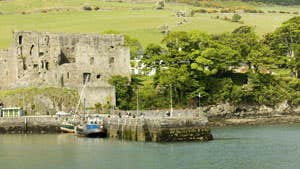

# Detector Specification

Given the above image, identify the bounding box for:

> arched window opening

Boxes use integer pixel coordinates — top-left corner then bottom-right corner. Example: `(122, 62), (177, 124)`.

(18, 36), (23, 45)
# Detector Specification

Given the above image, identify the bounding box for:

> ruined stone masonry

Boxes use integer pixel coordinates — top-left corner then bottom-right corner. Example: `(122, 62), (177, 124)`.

(0, 31), (131, 108)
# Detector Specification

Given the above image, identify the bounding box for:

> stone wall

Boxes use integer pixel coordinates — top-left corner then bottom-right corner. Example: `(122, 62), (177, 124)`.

(0, 115), (213, 142)
(0, 49), (16, 89)
(0, 31), (131, 108)
(105, 116), (213, 142)
(0, 116), (60, 134)
(115, 102), (300, 126)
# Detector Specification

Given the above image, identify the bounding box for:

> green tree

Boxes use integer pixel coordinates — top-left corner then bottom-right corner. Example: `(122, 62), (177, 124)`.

(108, 75), (133, 110)
(191, 45), (241, 75)
(142, 43), (165, 73)
(263, 17), (300, 77)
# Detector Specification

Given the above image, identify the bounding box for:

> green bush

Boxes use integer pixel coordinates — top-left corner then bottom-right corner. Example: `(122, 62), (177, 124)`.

(232, 14), (242, 22)
(82, 5), (93, 11)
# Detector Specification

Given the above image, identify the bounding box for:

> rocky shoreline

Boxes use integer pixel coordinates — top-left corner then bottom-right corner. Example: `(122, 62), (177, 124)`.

(208, 115), (300, 126)
(204, 101), (300, 126)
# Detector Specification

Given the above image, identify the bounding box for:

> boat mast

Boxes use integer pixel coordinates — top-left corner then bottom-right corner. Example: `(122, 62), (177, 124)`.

(83, 98), (86, 121)
(75, 74), (90, 115)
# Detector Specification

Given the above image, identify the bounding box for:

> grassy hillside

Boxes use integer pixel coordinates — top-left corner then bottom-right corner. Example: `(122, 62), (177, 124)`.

(0, 0), (299, 48)
(0, 87), (79, 115)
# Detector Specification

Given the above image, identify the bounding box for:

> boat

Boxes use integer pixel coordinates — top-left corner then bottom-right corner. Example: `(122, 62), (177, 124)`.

(75, 116), (106, 137)
(60, 121), (75, 133)
(74, 74), (106, 137)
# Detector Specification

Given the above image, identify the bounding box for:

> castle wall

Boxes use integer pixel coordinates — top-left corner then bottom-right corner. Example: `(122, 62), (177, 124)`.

(84, 86), (116, 108)
(1, 31), (131, 108)
(0, 48), (17, 89)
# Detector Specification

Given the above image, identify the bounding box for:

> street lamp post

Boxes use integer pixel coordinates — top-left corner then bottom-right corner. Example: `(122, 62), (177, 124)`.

(198, 93), (201, 114)
(136, 87), (139, 115)
(170, 84), (173, 117)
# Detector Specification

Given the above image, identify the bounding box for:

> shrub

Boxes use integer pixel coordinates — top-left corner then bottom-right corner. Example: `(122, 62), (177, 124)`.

(189, 10), (195, 17)
(41, 9), (48, 13)
(244, 8), (258, 13)
(194, 9), (208, 13)
(82, 5), (93, 11)
(243, 9), (264, 13)
(207, 9), (218, 13)
(232, 14), (242, 22)
(223, 16), (230, 21)
(156, 0), (165, 10)
(159, 24), (169, 34)
(220, 8), (236, 13)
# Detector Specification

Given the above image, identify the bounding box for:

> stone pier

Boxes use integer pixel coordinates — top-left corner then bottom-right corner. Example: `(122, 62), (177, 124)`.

(0, 111), (213, 142)
(105, 116), (213, 142)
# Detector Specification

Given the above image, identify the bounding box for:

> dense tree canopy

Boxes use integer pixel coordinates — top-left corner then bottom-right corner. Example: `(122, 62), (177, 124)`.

(263, 16), (300, 77)
(110, 17), (300, 110)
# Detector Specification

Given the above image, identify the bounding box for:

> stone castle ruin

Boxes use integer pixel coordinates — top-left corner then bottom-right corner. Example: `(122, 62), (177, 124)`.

(0, 31), (131, 108)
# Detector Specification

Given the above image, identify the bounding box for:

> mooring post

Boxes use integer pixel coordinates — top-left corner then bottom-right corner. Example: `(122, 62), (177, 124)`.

(24, 117), (27, 132)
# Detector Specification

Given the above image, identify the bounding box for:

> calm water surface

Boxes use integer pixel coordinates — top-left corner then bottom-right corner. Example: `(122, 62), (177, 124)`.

(1, 124), (300, 169)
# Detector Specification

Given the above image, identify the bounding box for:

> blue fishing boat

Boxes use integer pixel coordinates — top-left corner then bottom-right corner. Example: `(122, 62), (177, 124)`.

(75, 116), (106, 137)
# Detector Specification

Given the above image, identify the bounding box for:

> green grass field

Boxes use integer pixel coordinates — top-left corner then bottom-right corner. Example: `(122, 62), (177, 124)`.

(0, 0), (299, 48)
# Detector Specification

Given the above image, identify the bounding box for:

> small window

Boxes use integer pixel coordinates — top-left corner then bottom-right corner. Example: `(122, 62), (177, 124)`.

(90, 57), (94, 65)
(83, 73), (91, 84)
(110, 46), (114, 49)
(67, 72), (70, 79)
(39, 52), (44, 57)
(18, 36), (23, 45)
(33, 64), (38, 68)
(109, 57), (114, 64)
(44, 35), (49, 45)
(96, 74), (101, 79)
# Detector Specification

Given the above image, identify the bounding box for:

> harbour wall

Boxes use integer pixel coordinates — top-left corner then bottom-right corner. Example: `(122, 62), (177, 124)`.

(0, 116), (60, 134)
(0, 114), (213, 142)
(104, 117), (212, 142)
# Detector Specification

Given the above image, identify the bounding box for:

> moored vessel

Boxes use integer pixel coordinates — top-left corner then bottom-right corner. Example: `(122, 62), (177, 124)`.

(75, 116), (106, 137)
(60, 121), (75, 133)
